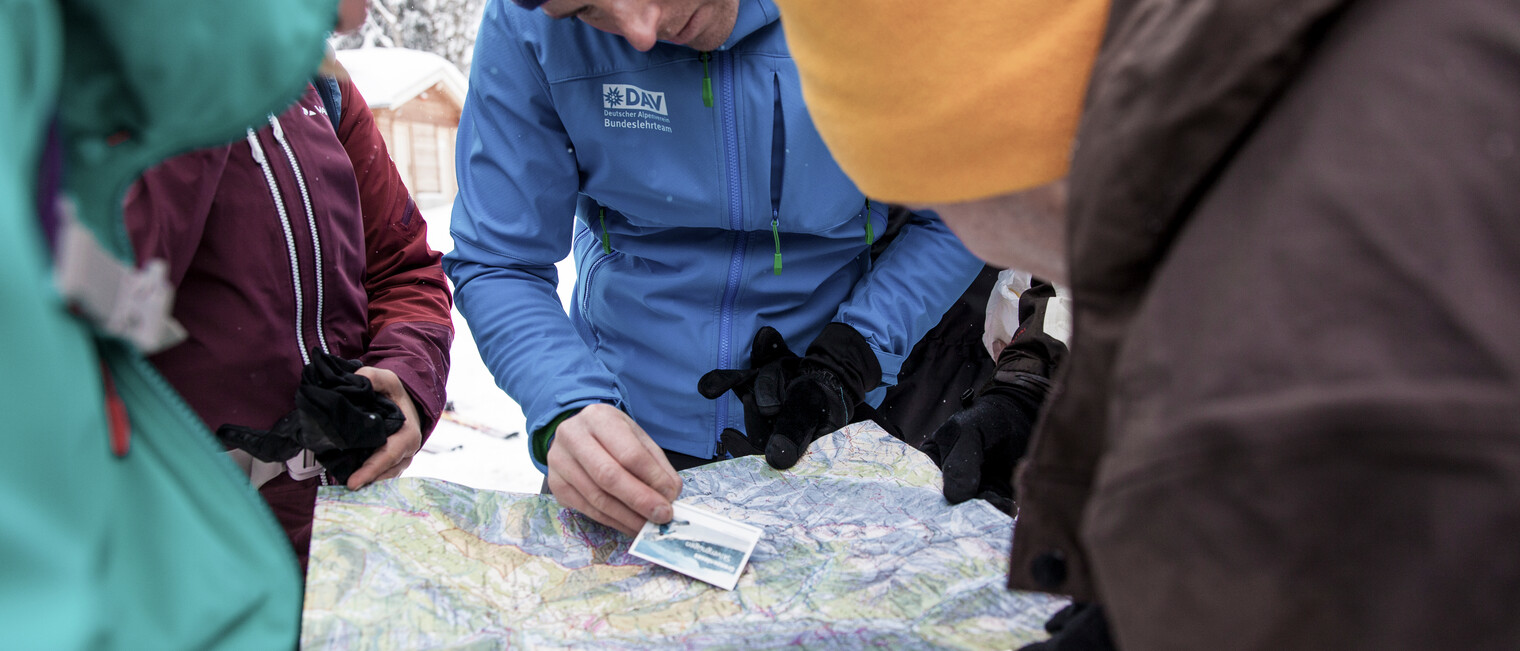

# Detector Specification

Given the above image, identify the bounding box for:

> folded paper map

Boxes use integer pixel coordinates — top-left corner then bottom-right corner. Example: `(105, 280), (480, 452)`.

(301, 422), (1065, 649)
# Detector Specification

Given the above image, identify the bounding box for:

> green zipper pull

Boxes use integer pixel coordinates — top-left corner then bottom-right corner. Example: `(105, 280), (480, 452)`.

(863, 198), (875, 245)
(771, 212), (783, 275)
(698, 52), (714, 108)
(599, 207), (611, 254)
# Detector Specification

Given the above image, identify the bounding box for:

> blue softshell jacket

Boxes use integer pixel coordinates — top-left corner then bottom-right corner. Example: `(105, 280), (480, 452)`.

(445, 0), (984, 466)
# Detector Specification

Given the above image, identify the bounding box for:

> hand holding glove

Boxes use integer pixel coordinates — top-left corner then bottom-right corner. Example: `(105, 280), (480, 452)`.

(699, 323), (881, 469)
(215, 352), (405, 485)
(921, 371), (1049, 514)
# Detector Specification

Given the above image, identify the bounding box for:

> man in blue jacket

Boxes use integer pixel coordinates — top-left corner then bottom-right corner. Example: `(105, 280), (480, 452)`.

(446, 0), (984, 534)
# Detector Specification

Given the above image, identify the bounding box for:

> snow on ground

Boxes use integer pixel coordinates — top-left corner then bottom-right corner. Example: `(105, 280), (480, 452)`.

(400, 199), (575, 494)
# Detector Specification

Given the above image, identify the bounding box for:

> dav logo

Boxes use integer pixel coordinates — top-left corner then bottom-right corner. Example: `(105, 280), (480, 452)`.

(603, 84), (668, 116)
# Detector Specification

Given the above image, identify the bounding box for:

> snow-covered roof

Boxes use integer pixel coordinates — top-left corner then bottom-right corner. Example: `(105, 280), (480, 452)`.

(335, 47), (468, 110)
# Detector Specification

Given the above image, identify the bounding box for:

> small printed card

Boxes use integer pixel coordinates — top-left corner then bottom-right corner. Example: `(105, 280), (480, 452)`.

(629, 501), (763, 591)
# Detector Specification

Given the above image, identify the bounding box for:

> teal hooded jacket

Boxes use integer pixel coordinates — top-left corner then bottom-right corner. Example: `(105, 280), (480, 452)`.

(1, 0), (336, 647)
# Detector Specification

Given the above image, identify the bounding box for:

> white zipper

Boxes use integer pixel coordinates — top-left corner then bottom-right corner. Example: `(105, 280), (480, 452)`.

(269, 114), (331, 356)
(246, 127), (312, 366)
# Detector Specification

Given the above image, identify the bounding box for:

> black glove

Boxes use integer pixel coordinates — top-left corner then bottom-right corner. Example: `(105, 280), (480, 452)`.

(216, 352), (405, 484)
(1018, 603), (1117, 651)
(698, 323), (881, 469)
(921, 371), (1049, 515)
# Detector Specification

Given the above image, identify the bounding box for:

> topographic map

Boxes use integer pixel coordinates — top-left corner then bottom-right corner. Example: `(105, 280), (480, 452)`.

(301, 422), (1066, 649)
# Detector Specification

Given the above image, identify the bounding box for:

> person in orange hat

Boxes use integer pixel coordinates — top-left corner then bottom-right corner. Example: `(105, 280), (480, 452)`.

(770, 1), (1520, 650)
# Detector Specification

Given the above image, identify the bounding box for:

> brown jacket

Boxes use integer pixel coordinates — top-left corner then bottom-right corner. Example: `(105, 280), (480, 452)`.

(1011, 0), (1520, 648)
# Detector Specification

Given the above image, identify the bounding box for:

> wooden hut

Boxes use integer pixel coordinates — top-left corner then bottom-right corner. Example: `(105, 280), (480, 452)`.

(336, 48), (468, 203)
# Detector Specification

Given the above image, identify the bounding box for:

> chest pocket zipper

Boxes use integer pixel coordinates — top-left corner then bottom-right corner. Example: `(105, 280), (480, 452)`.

(769, 72), (784, 275)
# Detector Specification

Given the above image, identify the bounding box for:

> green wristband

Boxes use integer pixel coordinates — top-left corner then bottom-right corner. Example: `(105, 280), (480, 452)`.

(531, 409), (581, 467)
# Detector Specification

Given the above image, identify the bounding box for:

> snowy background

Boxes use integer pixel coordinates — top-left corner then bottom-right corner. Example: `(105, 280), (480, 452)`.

(399, 201), (568, 494)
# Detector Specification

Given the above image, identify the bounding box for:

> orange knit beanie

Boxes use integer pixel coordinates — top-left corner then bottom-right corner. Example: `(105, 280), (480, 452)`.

(774, 0), (1108, 204)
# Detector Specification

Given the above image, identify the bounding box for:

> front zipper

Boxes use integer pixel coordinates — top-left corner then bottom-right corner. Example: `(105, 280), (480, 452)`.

(119, 346), (298, 558)
(715, 50), (746, 456)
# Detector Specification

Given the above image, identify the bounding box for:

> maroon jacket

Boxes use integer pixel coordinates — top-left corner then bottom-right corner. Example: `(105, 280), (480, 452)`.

(125, 77), (453, 443)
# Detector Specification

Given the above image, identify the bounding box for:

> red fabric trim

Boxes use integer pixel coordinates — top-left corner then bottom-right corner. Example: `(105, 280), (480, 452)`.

(100, 360), (131, 457)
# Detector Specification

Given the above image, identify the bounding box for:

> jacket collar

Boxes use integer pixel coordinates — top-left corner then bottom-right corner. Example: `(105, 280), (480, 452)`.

(715, 0), (778, 50)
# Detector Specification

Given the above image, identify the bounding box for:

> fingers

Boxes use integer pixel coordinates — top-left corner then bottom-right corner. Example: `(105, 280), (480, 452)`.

(720, 428), (763, 457)
(377, 456), (413, 481)
(627, 422), (682, 502)
(764, 434), (802, 469)
(346, 422), (422, 489)
(354, 365), (403, 398)
(764, 416), (834, 469)
(355, 366), (423, 432)
(546, 405), (679, 534)
(547, 452), (652, 536)
(763, 378), (839, 469)
(350, 366), (424, 490)
(922, 416), (964, 467)
(938, 422), (984, 505)
(979, 491), (1016, 516)
(920, 438), (944, 466)
(346, 444), (398, 489)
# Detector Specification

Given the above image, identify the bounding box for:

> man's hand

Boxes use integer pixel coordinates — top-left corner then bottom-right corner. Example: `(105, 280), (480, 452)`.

(698, 326), (801, 460)
(546, 404), (682, 536)
(346, 366), (423, 490)
(921, 392), (1031, 514)
(921, 373), (1049, 515)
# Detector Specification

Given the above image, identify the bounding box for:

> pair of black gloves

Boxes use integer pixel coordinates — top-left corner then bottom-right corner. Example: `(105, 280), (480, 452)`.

(706, 281), (1064, 513)
(216, 353), (404, 485)
(698, 323), (881, 469)
(698, 320), (1053, 513)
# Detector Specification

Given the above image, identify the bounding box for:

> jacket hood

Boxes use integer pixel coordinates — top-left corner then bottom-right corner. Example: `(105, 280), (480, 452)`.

(60, 0), (337, 258)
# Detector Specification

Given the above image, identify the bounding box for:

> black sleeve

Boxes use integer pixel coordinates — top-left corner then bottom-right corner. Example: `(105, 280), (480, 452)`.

(986, 279), (1068, 389)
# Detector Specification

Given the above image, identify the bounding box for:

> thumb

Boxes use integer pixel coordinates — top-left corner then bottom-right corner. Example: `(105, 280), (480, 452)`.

(346, 442), (402, 490)
(719, 427), (763, 457)
(698, 368), (752, 400)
